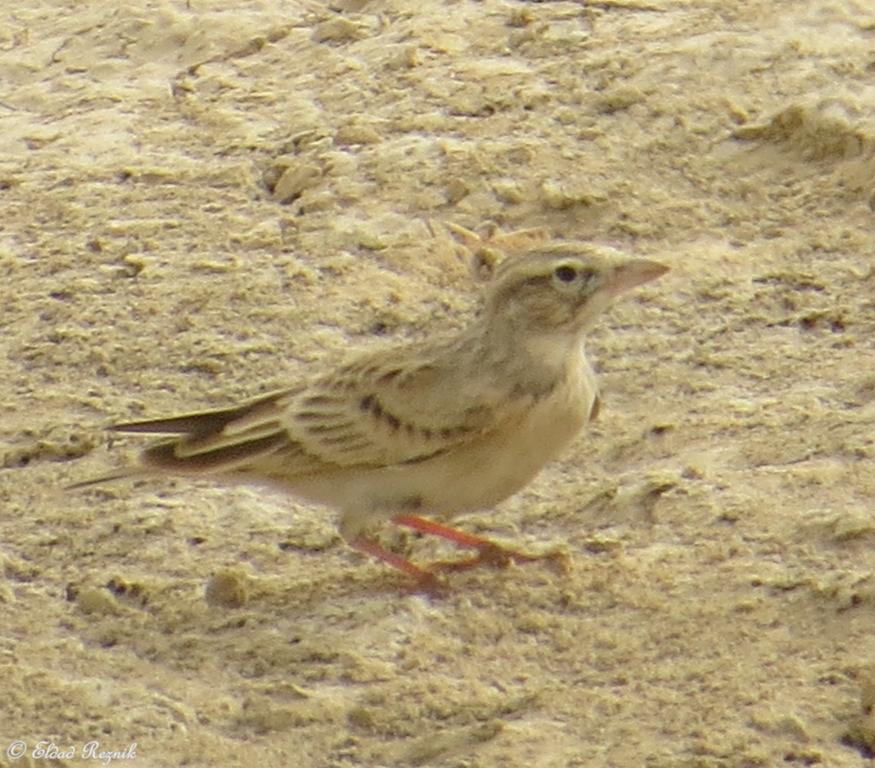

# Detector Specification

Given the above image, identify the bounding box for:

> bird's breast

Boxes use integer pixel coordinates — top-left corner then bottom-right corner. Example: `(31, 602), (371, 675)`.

(417, 354), (598, 515)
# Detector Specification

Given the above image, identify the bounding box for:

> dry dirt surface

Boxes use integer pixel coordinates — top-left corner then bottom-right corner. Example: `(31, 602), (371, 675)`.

(2, 1), (875, 766)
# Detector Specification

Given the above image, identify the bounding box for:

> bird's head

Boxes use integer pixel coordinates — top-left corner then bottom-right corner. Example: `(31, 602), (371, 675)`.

(482, 243), (669, 335)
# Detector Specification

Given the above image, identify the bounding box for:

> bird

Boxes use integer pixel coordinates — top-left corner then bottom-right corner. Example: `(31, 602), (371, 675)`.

(72, 237), (668, 590)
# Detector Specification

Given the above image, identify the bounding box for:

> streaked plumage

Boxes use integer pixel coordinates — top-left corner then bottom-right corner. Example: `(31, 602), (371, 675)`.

(74, 240), (668, 586)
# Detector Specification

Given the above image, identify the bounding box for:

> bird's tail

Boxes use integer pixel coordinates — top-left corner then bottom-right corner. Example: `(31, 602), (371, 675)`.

(66, 468), (144, 491)
(67, 390), (293, 488)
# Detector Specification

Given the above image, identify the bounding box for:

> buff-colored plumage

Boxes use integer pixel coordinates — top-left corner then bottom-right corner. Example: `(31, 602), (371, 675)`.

(74, 235), (668, 585)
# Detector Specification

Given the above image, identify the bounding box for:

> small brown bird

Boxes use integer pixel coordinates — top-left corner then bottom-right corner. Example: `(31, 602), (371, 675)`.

(74, 239), (668, 589)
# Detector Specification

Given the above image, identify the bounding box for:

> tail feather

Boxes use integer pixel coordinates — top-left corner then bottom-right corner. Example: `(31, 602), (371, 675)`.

(66, 468), (142, 490)
(68, 390), (295, 488)
(141, 432), (289, 473)
(110, 390), (284, 437)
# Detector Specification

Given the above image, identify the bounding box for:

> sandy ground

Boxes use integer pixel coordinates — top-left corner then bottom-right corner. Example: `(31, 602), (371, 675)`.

(2, 0), (875, 766)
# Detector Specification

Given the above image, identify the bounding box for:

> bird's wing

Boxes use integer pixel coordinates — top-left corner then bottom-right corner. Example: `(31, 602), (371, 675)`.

(112, 348), (521, 476)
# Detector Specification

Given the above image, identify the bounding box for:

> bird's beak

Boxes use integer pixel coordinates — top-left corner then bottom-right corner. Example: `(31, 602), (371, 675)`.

(605, 259), (669, 294)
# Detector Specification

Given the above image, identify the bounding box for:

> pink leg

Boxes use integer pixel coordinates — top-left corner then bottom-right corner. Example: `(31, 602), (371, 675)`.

(392, 514), (566, 574)
(392, 514), (499, 550)
(348, 535), (442, 593)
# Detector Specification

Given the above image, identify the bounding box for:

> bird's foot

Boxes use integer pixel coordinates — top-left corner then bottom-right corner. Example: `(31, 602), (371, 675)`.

(349, 516), (569, 594)
(348, 534), (447, 595)
(426, 542), (570, 575)
(393, 514), (570, 576)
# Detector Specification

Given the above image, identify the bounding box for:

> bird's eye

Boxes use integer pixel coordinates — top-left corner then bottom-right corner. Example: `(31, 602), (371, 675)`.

(553, 265), (578, 283)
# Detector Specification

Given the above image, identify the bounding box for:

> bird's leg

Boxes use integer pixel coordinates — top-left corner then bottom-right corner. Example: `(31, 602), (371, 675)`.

(392, 514), (568, 574)
(347, 535), (442, 593)
(347, 515), (567, 590)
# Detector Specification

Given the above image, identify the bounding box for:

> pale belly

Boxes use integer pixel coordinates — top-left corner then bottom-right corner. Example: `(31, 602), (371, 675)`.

(419, 387), (592, 513)
(291, 365), (598, 540)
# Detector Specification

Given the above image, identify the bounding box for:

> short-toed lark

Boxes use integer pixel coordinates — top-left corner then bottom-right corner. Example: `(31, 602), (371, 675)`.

(74, 239), (668, 588)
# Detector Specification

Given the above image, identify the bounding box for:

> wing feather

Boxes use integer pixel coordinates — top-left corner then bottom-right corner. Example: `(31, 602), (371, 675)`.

(109, 344), (520, 478)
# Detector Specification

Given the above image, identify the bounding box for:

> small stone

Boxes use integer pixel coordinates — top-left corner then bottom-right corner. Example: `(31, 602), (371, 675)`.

(540, 180), (604, 210)
(335, 124), (382, 145)
(76, 587), (120, 616)
(205, 568), (249, 608)
(492, 179), (524, 204)
(273, 163), (323, 203)
(311, 17), (365, 44)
